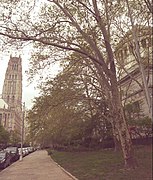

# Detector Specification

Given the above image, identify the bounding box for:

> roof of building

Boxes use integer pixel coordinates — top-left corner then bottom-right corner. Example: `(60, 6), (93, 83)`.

(0, 99), (9, 109)
(115, 25), (152, 52)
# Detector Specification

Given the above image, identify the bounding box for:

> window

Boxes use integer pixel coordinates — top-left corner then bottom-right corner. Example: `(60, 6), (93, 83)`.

(119, 50), (123, 59)
(10, 82), (13, 93)
(0, 114), (2, 124)
(12, 96), (15, 102)
(141, 39), (146, 48)
(4, 114), (7, 127)
(120, 90), (124, 98)
(129, 44), (133, 53)
(147, 37), (152, 47)
(13, 82), (16, 91)
(8, 113), (10, 120)
(124, 46), (128, 56)
(8, 81), (12, 92)
(133, 101), (140, 112)
(14, 64), (18, 71)
(7, 95), (9, 102)
(117, 52), (120, 60)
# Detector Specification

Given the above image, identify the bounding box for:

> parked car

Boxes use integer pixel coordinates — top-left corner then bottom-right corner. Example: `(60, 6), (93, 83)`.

(0, 151), (11, 169)
(23, 147), (29, 156)
(27, 147), (34, 153)
(18, 148), (26, 157)
(18, 148), (22, 157)
(5, 147), (20, 162)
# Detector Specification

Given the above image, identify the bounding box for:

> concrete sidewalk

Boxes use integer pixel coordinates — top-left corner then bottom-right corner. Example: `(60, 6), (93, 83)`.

(0, 150), (76, 180)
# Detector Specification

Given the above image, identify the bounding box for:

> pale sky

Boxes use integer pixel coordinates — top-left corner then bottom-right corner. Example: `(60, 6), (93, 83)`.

(0, 50), (60, 110)
(0, 1), (62, 109)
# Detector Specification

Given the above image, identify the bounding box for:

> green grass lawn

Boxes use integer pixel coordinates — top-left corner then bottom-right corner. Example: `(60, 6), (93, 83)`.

(48, 145), (152, 180)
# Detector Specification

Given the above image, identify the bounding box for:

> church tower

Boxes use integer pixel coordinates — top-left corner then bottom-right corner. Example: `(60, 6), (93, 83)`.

(1, 55), (22, 134)
(2, 55), (22, 110)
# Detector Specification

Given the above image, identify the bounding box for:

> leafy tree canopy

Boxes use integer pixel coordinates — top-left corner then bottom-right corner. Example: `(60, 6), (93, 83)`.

(0, 124), (10, 145)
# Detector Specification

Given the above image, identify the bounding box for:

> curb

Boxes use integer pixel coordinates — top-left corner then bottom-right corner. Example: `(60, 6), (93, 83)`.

(50, 158), (79, 180)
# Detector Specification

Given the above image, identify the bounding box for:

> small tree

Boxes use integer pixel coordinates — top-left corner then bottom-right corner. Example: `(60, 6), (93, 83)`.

(0, 124), (10, 148)
(9, 130), (20, 145)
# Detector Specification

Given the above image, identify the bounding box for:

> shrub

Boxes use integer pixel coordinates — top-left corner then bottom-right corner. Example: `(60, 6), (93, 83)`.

(47, 149), (53, 155)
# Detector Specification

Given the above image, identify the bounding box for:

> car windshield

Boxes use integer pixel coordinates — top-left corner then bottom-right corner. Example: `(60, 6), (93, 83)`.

(6, 147), (17, 153)
(0, 152), (5, 160)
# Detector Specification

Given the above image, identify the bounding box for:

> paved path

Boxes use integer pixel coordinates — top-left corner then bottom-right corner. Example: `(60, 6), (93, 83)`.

(0, 150), (75, 180)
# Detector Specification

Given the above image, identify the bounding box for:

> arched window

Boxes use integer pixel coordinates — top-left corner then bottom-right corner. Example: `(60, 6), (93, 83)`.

(12, 96), (15, 102)
(7, 95), (9, 102)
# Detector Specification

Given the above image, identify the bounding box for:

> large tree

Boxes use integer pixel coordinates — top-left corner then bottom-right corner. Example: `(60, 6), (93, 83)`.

(0, 0), (150, 168)
(27, 57), (112, 148)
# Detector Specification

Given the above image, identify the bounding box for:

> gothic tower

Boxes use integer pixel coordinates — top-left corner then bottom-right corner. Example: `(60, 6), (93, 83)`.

(2, 55), (22, 109)
(1, 55), (22, 134)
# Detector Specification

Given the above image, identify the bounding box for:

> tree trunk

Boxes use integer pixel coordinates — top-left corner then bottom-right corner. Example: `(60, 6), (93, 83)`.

(111, 75), (137, 168)
(111, 122), (121, 152)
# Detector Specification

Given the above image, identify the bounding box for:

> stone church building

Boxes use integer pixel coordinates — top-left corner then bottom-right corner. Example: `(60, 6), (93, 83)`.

(0, 55), (22, 137)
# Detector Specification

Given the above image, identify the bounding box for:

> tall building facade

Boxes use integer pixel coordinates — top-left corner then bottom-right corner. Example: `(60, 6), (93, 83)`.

(0, 55), (22, 136)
